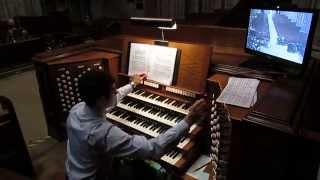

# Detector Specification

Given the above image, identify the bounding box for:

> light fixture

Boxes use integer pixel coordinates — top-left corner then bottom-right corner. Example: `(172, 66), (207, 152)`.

(130, 17), (178, 46)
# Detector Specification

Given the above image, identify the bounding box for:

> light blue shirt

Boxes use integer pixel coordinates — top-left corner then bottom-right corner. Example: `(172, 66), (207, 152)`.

(65, 84), (189, 180)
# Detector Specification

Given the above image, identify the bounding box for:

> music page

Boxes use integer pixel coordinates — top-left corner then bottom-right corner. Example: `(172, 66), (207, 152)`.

(148, 45), (177, 85)
(217, 77), (260, 108)
(128, 43), (178, 85)
(128, 43), (149, 75)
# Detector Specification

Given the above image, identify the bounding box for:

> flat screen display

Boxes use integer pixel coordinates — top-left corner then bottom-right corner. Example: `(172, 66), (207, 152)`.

(246, 9), (314, 64)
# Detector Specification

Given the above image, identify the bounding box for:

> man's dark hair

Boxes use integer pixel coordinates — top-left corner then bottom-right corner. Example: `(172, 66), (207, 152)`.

(78, 71), (115, 107)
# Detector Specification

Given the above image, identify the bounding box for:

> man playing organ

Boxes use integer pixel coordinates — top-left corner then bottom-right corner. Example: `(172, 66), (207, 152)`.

(65, 70), (207, 180)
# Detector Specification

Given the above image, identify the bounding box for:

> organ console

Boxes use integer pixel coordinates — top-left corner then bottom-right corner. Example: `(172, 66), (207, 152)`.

(103, 38), (212, 174)
(32, 31), (244, 178)
(106, 81), (205, 173)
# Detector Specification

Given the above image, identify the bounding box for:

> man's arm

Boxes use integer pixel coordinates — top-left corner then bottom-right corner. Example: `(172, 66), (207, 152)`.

(105, 119), (189, 159)
(116, 84), (133, 102)
(116, 74), (146, 102)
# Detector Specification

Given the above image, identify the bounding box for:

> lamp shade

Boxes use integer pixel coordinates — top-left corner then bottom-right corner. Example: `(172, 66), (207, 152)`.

(130, 17), (175, 28)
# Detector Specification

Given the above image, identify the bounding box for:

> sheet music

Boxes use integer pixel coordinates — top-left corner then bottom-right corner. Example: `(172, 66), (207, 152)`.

(128, 43), (178, 86)
(217, 77), (260, 108)
(128, 43), (149, 75)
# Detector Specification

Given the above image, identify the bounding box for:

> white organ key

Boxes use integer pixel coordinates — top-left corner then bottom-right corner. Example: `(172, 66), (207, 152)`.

(177, 137), (191, 149)
(163, 98), (170, 103)
(127, 91), (189, 115)
(161, 151), (183, 166)
(189, 124), (198, 133)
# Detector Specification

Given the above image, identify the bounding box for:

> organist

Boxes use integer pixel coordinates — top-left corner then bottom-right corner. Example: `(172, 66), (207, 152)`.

(65, 70), (207, 180)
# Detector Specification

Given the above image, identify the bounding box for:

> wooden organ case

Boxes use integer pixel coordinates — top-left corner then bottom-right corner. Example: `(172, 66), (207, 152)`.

(105, 39), (211, 174)
(33, 45), (121, 140)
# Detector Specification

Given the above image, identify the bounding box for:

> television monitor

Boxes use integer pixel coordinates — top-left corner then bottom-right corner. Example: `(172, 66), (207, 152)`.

(245, 8), (318, 66)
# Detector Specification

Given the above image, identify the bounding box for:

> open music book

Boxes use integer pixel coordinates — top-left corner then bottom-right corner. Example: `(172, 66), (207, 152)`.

(128, 43), (179, 86)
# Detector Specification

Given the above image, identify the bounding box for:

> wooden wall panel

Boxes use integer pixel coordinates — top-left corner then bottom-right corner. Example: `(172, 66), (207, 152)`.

(118, 21), (247, 51)
(97, 35), (211, 93)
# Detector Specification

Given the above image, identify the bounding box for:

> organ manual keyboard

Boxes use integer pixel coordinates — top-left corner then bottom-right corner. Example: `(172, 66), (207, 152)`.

(106, 80), (206, 173)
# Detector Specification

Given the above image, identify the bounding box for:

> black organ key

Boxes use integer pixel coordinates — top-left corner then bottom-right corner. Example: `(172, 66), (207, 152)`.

(149, 94), (157, 99)
(156, 96), (167, 102)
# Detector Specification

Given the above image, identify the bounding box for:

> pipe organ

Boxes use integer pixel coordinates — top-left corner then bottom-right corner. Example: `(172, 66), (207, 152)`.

(33, 38), (233, 177)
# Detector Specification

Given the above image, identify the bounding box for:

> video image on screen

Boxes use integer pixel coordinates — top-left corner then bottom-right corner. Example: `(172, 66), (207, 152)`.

(246, 9), (313, 64)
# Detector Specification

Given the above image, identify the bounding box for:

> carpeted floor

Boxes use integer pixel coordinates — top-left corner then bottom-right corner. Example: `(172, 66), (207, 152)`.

(28, 137), (66, 180)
